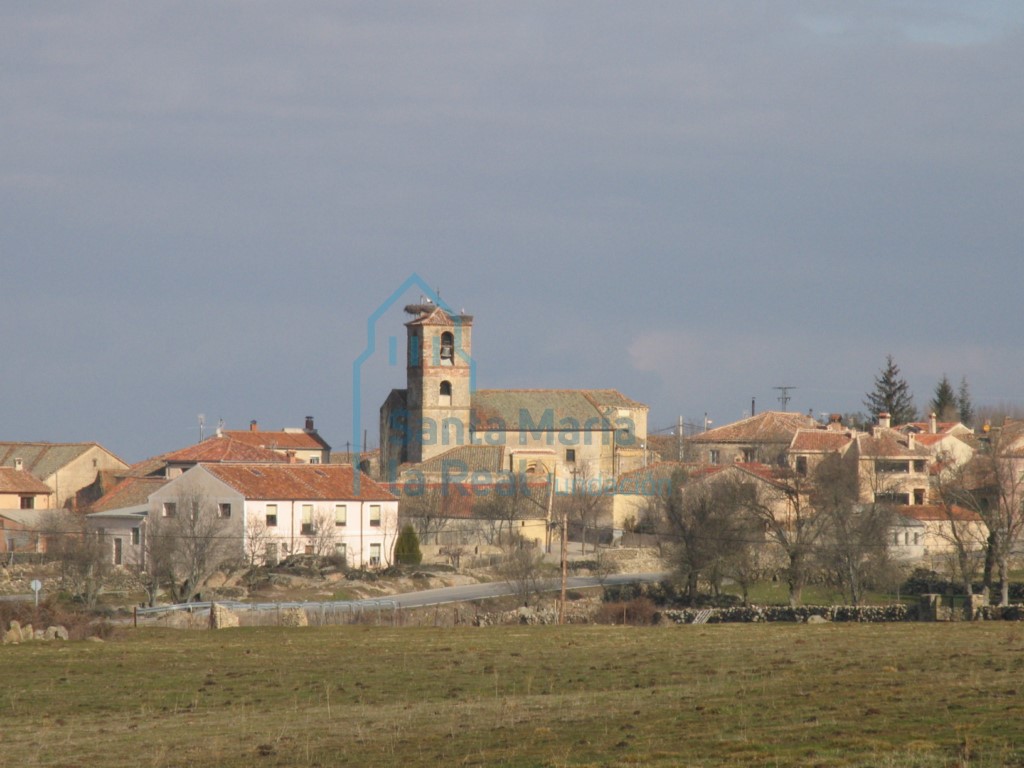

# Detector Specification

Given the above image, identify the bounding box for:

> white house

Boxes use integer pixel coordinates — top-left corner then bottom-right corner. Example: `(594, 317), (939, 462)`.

(150, 463), (399, 569)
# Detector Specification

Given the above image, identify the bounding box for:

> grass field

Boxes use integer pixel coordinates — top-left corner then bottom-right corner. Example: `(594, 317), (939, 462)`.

(3, 622), (1024, 767)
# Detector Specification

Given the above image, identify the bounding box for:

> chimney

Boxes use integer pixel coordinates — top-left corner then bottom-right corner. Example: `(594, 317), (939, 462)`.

(305, 416), (315, 432)
(908, 433), (915, 448)
(929, 412), (937, 434)
(878, 412), (891, 430)
(14, 457), (23, 471)
(250, 420), (259, 432)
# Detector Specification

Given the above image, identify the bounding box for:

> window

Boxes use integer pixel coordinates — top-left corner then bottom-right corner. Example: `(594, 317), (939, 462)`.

(310, 456), (320, 464)
(439, 380), (452, 406)
(913, 533), (920, 546)
(131, 527), (140, 546)
(565, 449), (576, 463)
(913, 460), (926, 473)
(162, 502), (177, 518)
(795, 455), (808, 476)
(335, 542), (347, 562)
(266, 504), (278, 527)
(742, 448), (756, 463)
(913, 488), (925, 505)
(335, 504), (347, 527)
(894, 532), (901, 546)
(301, 504), (314, 535)
(113, 537), (123, 566)
(20, 496), (33, 509)
(190, 500), (200, 520)
(439, 331), (454, 365)
(875, 491), (910, 505)
(369, 505), (381, 527)
(218, 503), (231, 519)
(369, 543), (381, 567)
(876, 460), (909, 474)
(709, 450), (720, 465)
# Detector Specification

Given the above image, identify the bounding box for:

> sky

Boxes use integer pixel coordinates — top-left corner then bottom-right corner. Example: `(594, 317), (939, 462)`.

(3, 2), (1023, 463)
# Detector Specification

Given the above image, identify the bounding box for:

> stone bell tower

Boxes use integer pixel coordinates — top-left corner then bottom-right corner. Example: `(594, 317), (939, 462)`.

(403, 302), (473, 464)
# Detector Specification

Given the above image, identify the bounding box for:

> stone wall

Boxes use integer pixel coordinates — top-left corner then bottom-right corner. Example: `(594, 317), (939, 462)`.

(659, 604), (913, 623)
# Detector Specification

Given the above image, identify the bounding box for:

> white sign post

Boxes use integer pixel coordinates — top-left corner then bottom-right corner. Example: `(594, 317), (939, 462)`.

(30, 579), (42, 607)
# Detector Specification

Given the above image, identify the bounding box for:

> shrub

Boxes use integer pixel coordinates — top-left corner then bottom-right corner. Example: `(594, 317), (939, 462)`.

(394, 524), (423, 566)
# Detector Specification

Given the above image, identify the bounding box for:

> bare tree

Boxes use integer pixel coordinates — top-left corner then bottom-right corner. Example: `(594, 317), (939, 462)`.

(244, 515), (271, 568)
(400, 484), (452, 546)
(145, 487), (232, 603)
(812, 454), (894, 606)
(309, 508), (338, 558)
(498, 534), (545, 606)
(43, 511), (110, 608)
(741, 470), (828, 607)
(476, 472), (536, 548)
(652, 469), (753, 603)
(931, 460), (990, 596)
(958, 425), (1024, 605)
(557, 462), (610, 556)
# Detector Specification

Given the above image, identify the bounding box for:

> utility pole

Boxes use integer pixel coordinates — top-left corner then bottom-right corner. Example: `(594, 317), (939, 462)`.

(560, 467), (575, 625)
(773, 386), (796, 412)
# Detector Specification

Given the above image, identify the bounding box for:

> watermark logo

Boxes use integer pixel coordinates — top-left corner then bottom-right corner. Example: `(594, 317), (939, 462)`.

(354, 275), (644, 499)
(352, 274), (475, 493)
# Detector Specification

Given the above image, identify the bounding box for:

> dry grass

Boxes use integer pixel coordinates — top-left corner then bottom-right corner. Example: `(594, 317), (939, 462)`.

(3, 622), (1024, 766)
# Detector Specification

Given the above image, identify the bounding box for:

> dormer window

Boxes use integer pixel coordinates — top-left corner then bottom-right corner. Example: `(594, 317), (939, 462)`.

(440, 332), (454, 365)
(439, 380), (452, 406)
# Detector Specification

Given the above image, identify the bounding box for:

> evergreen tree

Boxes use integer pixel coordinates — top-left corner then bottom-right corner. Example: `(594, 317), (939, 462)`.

(864, 354), (917, 426)
(930, 374), (958, 421)
(958, 376), (975, 427)
(394, 524), (423, 565)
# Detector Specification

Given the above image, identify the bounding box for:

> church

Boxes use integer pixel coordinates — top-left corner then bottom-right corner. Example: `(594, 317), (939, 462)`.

(379, 302), (649, 487)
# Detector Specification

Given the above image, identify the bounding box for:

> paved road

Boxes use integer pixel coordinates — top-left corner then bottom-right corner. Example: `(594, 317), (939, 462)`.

(355, 571), (668, 610)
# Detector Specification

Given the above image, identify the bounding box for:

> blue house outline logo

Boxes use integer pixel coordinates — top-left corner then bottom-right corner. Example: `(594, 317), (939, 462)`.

(352, 273), (476, 493)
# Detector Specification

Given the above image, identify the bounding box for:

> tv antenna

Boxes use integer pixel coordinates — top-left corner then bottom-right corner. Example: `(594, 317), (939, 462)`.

(773, 386), (796, 411)
(198, 413), (206, 442)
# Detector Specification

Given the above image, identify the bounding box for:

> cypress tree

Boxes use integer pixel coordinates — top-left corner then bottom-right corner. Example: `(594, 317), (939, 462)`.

(394, 524), (423, 566)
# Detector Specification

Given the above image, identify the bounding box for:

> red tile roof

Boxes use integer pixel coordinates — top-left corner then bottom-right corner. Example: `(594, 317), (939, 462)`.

(222, 430), (330, 452)
(912, 433), (950, 448)
(0, 442), (127, 478)
(690, 411), (818, 444)
(89, 476), (169, 512)
(790, 430), (855, 453)
(201, 464), (396, 502)
(0, 468), (52, 495)
(894, 504), (982, 523)
(855, 432), (932, 459)
(393, 481), (551, 519)
(470, 389), (646, 431)
(614, 462), (693, 494)
(162, 437), (289, 464)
